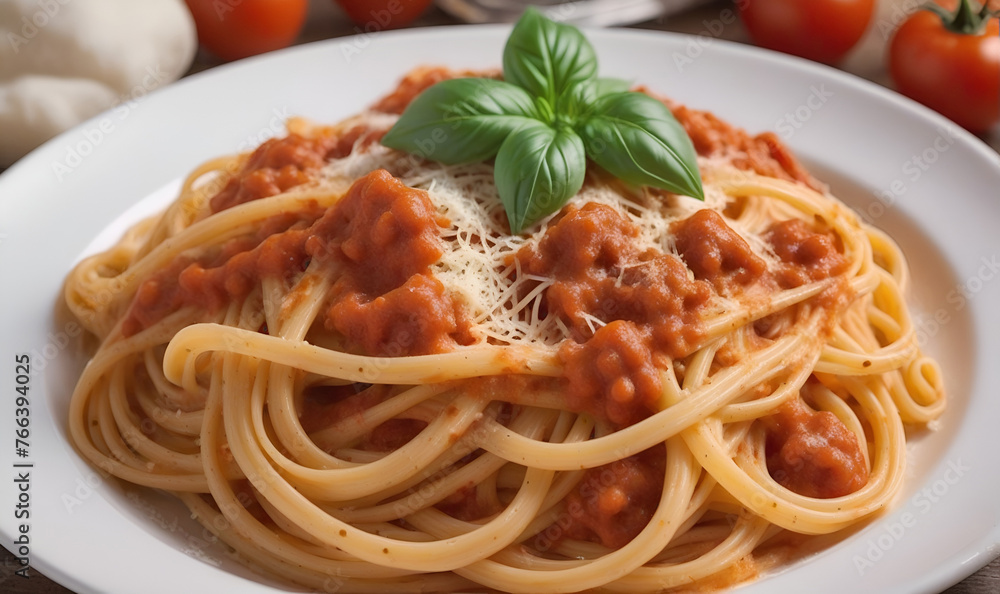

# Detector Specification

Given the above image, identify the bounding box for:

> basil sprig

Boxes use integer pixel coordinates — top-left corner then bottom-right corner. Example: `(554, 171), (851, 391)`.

(381, 8), (704, 234)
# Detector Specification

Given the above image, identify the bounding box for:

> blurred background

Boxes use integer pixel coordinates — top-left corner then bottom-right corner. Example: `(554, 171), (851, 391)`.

(0, 0), (997, 169)
(0, 0), (998, 591)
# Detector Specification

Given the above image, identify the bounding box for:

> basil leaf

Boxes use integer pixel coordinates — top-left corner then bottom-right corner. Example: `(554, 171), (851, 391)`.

(595, 77), (631, 97)
(378, 9), (704, 234)
(578, 92), (704, 200)
(381, 78), (538, 164)
(503, 8), (597, 108)
(556, 76), (632, 121)
(494, 120), (586, 234)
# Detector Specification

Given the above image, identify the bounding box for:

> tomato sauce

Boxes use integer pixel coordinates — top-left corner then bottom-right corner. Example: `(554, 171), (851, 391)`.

(667, 103), (818, 189)
(329, 274), (470, 356)
(374, 70), (816, 191)
(124, 169), (472, 355)
(317, 170), (473, 355)
(210, 134), (330, 213)
(557, 448), (664, 549)
(765, 218), (848, 289)
(559, 321), (662, 427)
(674, 209), (768, 293)
(518, 203), (851, 427)
(210, 126), (380, 213)
(514, 201), (858, 533)
(122, 209), (323, 337)
(517, 203), (711, 354)
(517, 203), (711, 426)
(372, 67), (458, 114)
(763, 397), (868, 498)
(371, 67), (496, 115)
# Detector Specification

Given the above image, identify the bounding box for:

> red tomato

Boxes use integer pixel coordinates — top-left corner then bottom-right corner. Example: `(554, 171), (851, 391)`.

(334, 0), (433, 30)
(184, 0), (308, 62)
(889, 0), (1000, 132)
(737, 0), (876, 65)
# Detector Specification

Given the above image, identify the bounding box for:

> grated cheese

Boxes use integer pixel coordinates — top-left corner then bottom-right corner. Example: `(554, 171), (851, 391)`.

(314, 111), (792, 348)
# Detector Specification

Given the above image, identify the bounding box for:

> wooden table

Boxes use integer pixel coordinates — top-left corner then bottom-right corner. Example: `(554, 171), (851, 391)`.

(3, 0), (997, 592)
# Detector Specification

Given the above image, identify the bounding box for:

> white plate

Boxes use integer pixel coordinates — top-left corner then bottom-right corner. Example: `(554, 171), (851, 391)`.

(2, 25), (999, 594)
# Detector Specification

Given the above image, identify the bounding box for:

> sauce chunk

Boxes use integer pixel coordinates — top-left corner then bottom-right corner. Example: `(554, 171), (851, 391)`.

(518, 203), (711, 355)
(674, 209), (767, 293)
(210, 134), (331, 213)
(125, 170), (472, 355)
(560, 321), (662, 427)
(122, 210), (321, 336)
(209, 126), (380, 213)
(763, 398), (868, 498)
(557, 449), (664, 549)
(765, 219), (849, 289)
(313, 169), (473, 355)
(517, 203), (712, 425)
(668, 103), (817, 189)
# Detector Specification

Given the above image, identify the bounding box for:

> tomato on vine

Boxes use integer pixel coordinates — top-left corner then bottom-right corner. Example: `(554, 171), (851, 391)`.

(889, 0), (1000, 132)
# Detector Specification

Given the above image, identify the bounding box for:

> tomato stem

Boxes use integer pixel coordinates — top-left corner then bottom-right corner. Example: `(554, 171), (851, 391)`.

(924, 0), (999, 35)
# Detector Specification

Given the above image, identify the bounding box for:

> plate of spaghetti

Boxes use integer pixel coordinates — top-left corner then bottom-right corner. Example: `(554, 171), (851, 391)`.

(1, 12), (999, 594)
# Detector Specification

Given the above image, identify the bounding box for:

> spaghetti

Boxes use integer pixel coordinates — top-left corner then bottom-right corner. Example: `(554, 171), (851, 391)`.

(64, 68), (945, 593)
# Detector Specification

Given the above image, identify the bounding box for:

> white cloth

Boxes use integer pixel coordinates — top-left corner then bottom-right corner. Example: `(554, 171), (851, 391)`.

(0, 0), (197, 166)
